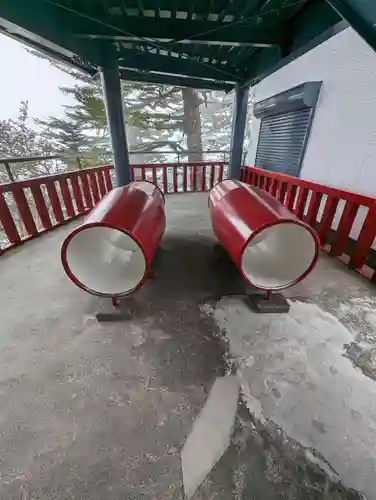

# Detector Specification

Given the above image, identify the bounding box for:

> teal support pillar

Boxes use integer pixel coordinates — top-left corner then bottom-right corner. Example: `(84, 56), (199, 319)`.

(100, 66), (130, 186)
(228, 83), (249, 180)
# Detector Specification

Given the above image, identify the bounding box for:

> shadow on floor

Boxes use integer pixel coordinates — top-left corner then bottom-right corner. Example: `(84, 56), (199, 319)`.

(0, 227), (366, 499)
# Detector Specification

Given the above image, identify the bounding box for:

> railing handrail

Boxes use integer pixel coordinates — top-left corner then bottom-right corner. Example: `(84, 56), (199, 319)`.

(0, 154), (64, 183)
(0, 161), (229, 189)
(0, 154), (61, 164)
(242, 165), (376, 208)
(0, 151), (233, 183)
(0, 152), (230, 165)
(131, 160), (229, 168)
(0, 164), (113, 193)
(128, 149), (231, 155)
(0, 151), (230, 162)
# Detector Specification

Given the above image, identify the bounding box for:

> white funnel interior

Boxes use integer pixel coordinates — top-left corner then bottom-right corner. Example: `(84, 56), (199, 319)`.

(65, 226), (146, 296)
(241, 222), (317, 290)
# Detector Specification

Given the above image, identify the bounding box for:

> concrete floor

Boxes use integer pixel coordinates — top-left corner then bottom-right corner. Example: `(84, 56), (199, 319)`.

(0, 192), (375, 499)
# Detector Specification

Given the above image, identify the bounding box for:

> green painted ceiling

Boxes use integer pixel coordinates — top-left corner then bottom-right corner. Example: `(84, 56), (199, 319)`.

(0, 0), (375, 90)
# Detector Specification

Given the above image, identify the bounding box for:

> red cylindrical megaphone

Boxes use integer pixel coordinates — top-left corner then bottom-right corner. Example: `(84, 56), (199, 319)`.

(209, 180), (320, 290)
(61, 181), (165, 297)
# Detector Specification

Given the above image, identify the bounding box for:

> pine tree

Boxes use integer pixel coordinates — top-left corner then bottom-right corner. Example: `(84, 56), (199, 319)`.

(28, 49), (233, 163)
(200, 91), (250, 162)
(28, 51), (205, 162)
(35, 116), (108, 169)
(0, 101), (61, 182)
(59, 78), (203, 162)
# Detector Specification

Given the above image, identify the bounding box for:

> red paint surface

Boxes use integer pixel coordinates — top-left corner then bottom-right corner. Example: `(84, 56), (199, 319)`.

(0, 194), (20, 248)
(241, 165), (376, 283)
(162, 167), (168, 193)
(12, 187), (38, 236)
(173, 167), (178, 193)
(329, 201), (359, 257)
(318, 196), (339, 246)
(129, 161), (228, 194)
(61, 181), (166, 297)
(349, 206), (376, 269)
(70, 176), (85, 214)
(103, 168), (113, 193)
(201, 166), (206, 192)
(30, 185), (52, 230)
(209, 165), (215, 190)
(0, 165), (113, 254)
(152, 167), (157, 185)
(88, 172), (100, 205)
(1, 163), (224, 255)
(96, 171), (107, 198)
(192, 166), (197, 192)
(80, 173), (94, 210)
(209, 179), (320, 290)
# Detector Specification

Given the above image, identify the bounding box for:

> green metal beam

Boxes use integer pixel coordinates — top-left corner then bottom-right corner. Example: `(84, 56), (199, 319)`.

(113, 40), (243, 62)
(0, 0), (104, 68)
(235, 0), (269, 20)
(325, 0), (376, 51)
(0, 25), (96, 74)
(118, 50), (241, 81)
(206, 0), (217, 20)
(119, 69), (233, 91)
(243, 0), (341, 84)
(111, 37), (268, 48)
(74, 17), (283, 45)
(1, 0), (365, 95)
(244, 21), (347, 86)
(243, 46), (282, 82)
(217, 0), (245, 22)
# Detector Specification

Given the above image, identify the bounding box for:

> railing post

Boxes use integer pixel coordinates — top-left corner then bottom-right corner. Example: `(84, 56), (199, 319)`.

(100, 65), (130, 187)
(4, 162), (15, 182)
(228, 83), (249, 180)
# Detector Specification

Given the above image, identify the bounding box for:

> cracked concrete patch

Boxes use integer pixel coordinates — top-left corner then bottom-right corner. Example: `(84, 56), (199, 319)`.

(181, 376), (240, 499)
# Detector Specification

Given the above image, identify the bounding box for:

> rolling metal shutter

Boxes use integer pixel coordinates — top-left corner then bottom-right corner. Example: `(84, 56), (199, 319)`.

(255, 108), (311, 177)
(253, 81), (322, 177)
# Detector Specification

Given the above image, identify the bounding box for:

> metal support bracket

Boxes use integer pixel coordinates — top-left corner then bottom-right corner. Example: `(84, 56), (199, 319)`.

(212, 243), (290, 314)
(246, 288), (290, 314)
(95, 296), (135, 322)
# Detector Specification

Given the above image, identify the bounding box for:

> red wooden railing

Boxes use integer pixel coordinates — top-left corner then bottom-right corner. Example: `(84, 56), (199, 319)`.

(130, 161), (227, 193)
(241, 165), (376, 282)
(0, 165), (113, 254)
(2, 159), (376, 284)
(0, 161), (227, 254)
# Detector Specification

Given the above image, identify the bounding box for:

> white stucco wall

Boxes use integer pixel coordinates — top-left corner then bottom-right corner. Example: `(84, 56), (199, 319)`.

(247, 27), (376, 198)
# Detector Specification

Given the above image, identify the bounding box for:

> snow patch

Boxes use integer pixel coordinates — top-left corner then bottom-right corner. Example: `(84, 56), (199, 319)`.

(211, 297), (376, 499)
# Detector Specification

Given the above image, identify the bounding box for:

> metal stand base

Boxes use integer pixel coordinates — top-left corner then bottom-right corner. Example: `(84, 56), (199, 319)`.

(95, 247), (164, 322)
(212, 243), (291, 314)
(95, 297), (135, 322)
(246, 289), (290, 314)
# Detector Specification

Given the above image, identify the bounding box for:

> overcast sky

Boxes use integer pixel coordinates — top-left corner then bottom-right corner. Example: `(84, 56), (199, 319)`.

(0, 34), (77, 121)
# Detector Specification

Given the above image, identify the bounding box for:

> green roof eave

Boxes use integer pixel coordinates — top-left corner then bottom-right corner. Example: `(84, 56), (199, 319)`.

(118, 69), (234, 91)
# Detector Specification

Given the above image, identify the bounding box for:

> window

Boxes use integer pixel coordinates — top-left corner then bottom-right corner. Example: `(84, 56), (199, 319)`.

(254, 82), (322, 177)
